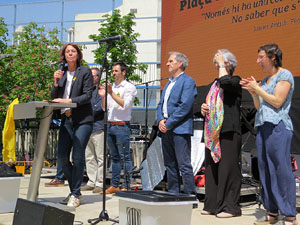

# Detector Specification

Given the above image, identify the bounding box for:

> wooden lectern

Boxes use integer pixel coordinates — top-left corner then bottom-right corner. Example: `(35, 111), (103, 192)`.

(14, 101), (76, 202)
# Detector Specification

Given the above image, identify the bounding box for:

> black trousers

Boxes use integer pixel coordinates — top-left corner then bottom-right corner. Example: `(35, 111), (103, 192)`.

(203, 132), (242, 215)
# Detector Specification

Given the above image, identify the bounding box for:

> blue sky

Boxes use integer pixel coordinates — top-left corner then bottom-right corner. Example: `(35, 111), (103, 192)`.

(0, 0), (122, 42)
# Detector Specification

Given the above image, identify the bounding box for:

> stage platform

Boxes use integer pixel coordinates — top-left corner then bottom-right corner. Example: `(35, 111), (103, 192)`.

(196, 183), (259, 197)
(3, 169), (300, 225)
(101, 171), (261, 200)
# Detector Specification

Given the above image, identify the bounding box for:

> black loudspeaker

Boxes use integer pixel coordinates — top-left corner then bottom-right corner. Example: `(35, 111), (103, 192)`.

(13, 198), (74, 225)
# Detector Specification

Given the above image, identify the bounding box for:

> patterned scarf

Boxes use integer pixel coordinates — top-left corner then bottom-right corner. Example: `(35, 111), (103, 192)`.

(204, 80), (224, 163)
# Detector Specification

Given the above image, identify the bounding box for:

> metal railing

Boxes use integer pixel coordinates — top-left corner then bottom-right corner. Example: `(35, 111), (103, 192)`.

(15, 128), (59, 165)
(13, 126), (146, 167)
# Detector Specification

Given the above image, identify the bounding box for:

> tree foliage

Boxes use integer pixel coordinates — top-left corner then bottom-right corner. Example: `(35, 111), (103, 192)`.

(0, 22), (63, 127)
(0, 17), (8, 54)
(89, 9), (147, 83)
(0, 17), (9, 84)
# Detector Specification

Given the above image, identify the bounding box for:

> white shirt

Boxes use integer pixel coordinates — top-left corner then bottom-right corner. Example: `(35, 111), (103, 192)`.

(107, 80), (137, 122)
(61, 70), (75, 114)
(163, 73), (183, 118)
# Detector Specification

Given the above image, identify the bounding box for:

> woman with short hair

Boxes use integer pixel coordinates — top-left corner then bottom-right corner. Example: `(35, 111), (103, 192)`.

(199, 49), (242, 218)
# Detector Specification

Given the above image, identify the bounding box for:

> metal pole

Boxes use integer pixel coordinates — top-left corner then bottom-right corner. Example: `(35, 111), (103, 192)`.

(27, 106), (53, 201)
(112, 0), (115, 12)
(12, 4), (17, 45)
(88, 42), (119, 224)
(60, 0), (64, 42)
(144, 83), (149, 151)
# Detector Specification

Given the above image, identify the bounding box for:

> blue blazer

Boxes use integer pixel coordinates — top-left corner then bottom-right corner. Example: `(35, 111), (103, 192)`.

(157, 73), (197, 135)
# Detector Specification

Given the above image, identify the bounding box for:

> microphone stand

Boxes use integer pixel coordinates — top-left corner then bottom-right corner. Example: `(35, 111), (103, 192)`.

(0, 54), (14, 58)
(136, 77), (169, 161)
(88, 41), (119, 225)
(32, 76), (41, 102)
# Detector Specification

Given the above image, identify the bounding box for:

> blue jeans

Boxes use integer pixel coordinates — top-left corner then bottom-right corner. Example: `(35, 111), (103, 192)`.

(107, 123), (132, 188)
(161, 131), (196, 195)
(57, 117), (92, 197)
(256, 121), (297, 217)
(55, 146), (65, 181)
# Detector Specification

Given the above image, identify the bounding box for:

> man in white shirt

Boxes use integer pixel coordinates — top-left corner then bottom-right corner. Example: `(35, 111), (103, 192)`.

(98, 62), (137, 194)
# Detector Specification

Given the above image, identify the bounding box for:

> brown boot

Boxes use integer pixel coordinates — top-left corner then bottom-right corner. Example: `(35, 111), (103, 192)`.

(92, 186), (103, 193)
(80, 185), (94, 191)
(100, 186), (120, 194)
(45, 178), (65, 187)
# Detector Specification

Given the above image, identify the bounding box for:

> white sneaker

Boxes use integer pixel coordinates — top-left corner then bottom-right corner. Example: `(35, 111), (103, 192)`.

(60, 193), (82, 205)
(67, 195), (81, 207)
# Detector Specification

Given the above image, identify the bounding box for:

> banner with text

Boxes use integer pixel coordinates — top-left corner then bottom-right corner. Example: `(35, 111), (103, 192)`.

(161, 0), (300, 86)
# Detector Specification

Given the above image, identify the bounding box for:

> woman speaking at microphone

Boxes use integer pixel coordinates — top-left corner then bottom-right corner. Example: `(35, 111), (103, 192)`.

(51, 43), (93, 207)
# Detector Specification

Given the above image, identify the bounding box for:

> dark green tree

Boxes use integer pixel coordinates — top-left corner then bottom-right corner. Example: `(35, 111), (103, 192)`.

(89, 9), (147, 83)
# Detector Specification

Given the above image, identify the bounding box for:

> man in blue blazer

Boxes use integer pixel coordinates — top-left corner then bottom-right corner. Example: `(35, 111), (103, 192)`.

(157, 51), (197, 195)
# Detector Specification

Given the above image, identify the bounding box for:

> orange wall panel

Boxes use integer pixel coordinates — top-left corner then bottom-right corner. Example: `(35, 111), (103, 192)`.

(161, 0), (300, 87)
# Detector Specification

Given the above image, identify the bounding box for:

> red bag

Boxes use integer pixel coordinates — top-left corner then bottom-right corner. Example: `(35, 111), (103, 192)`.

(291, 155), (298, 172)
(194, 175), (205, 187)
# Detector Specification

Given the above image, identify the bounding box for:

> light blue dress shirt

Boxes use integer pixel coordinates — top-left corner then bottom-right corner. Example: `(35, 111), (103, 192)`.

(255, 69), (294, 131)
(162, 73), (183, 118)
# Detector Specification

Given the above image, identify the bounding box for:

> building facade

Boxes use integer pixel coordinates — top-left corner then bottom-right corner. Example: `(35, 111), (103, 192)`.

(72, 0), (162, 127)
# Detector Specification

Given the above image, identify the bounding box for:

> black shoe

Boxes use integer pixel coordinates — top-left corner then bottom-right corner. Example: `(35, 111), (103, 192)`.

(60, 194), (71, 205)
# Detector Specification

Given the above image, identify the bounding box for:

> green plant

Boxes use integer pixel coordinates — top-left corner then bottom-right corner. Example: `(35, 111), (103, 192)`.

(89, 9), (147, 83)
(0, 22), (63, 127)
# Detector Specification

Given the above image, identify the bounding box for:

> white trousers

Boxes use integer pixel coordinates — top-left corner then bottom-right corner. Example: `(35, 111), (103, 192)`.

(85, 130), (104, 187)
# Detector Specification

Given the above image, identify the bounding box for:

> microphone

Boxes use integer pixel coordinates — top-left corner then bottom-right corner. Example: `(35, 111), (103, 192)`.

(135, 77), (170, 86)
(57, 60), (66, 83)
(98, 35), (124, 43)
(58, 60), (65, 71)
